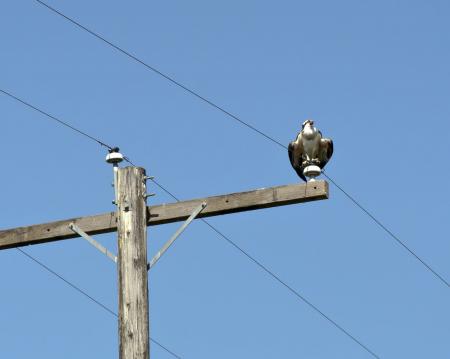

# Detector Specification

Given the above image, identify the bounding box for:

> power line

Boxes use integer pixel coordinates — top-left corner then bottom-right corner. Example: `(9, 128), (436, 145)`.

(17, 247), (116, 316)
(34, 0), (286, 150)
(150, 179), (380, 358)
(1, 87), (180, 356)
(202, 219), (379, 357)
(1, 89), (379, 358)
(0, 89), (113, 150)
(16, 248), (181, 359)
(0, 87), (178, 354)
(321, 172), (450, 288)
(32, 0), (449, 289)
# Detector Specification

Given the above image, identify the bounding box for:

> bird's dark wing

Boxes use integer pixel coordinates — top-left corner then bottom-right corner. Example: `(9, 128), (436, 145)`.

(288, 140), (306, 182)
(318, 138), (333, 169)
(288, 141), (295, 167)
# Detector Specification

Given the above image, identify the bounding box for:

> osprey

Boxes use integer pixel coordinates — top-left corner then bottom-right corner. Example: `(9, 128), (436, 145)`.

(288, 120), (333, 181)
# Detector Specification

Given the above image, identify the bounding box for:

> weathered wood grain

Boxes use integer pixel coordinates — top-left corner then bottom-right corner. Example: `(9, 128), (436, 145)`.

(0, 181), (328, 250)
(117, 167), (149, 359)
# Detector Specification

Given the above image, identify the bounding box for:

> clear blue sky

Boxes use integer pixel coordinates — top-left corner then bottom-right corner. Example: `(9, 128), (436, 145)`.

(1, 1), (449, 358)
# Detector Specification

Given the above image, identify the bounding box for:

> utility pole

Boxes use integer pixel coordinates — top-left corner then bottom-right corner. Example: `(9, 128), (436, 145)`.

(0, 165), (329, 359)
(117, 167), (149, 359)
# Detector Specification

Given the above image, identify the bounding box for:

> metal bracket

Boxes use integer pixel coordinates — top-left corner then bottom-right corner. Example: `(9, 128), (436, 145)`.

(69, 202), (206, 269)
(148, 202), (207, 270)
(69, 223), (117, 263)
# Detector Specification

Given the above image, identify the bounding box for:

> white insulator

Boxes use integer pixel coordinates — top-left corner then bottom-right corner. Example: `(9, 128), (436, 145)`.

(106, 151), (124, 164)
(303, 165), (321, 182)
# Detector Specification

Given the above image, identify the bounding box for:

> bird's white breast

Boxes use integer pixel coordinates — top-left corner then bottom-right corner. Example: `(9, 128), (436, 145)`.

(301, 127), (320, 159)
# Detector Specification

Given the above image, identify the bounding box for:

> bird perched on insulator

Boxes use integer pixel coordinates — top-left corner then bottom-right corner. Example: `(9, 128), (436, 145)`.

(288, 120), (333, 181)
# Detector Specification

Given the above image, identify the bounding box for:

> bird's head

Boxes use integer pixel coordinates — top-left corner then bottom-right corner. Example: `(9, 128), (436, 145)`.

(302, 119), (314, 129)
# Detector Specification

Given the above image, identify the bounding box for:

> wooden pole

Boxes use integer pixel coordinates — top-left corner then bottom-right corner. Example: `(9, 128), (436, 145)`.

(117, 167), (149, 359)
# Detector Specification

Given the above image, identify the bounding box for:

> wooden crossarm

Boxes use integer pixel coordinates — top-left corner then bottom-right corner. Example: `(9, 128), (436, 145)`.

(0, 181), (328, 250)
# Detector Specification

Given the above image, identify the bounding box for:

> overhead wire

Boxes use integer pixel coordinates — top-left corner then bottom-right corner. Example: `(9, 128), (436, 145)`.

(1, 89), (379, 357)
(17, 247), (117, 316)
(32, 0), (450, 289)
(34, 0), (286, 150)
(150, 179), (380, 358)
(321, 172), (450, 287)
(0, 89), (182, 357)
(16, 248), (182, 359)
(0, 88), (113, 150)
